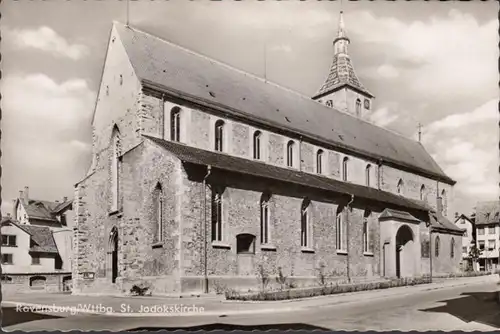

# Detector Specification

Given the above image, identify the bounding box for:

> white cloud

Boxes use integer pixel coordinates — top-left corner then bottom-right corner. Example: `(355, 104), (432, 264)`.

(377, 64), (399, 78)
(269, 44), (293, 53)
(5, 26), (89, 60)
(369, 107), (399, 127)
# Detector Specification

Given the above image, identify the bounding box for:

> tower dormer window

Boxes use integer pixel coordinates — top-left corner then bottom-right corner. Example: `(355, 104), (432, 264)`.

(364, 99), (370, 110)
(355, 99), (362, 117)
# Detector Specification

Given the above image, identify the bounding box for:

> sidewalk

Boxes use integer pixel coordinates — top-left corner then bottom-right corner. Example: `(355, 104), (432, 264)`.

(2, 274), (498, 318)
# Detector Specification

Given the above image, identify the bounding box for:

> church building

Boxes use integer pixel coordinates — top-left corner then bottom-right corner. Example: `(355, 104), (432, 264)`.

(73, 13), (464, 295)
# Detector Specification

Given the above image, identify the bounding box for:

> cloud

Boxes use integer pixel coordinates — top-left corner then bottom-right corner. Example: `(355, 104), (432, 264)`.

(269, 44), (293, 53)
(1, 73), (94, 210)
(5, 26), (89, 60)
(377, 64), (399, 78)
(369, 107), (399, 127)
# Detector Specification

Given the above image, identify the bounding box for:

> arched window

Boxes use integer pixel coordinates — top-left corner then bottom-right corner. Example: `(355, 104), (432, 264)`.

(363, 210), (371, 253)
(260, 193), (271, 244)
(111, 126), (120, 212)
(336, 206), (345, 251)
(355, 99), (362, 117)
(450, 238), (455, 258)
(153, 183), (163, 243)
(365, 164), (372, 187)
(342, 157), (349, 181)
(316, 149), (324, 174)
(211, 187), (224, 242)
(420, 185), (426, 201)
(214, 120), (224, 152)
(301, 199), (311, 247)
(253, 131), (262, 160)
(170, 107), (181, 142)
(441, 189), (447, 216)
(435, 236), (440, 257)
(286, 141), (295, 167)
(397, 179), (404, 195)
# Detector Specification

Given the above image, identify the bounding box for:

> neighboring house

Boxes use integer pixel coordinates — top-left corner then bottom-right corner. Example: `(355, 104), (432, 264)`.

(475, 201), (500, 271)
(453, 213), (476, 270)
(73, 13), (463, 295)
(1, 187), (73, 293)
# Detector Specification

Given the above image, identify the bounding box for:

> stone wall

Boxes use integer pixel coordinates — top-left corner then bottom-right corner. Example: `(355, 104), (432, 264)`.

(1, 273), (72, 295)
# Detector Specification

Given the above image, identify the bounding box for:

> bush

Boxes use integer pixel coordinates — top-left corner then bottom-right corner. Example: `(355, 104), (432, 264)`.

(213, 280), (227, 295)
(276, 267), (288, 291)
(130, 284), (150, 296)
(256, 264), (270, 292)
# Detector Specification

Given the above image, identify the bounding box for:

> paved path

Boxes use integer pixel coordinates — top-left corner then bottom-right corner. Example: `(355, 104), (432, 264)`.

(2, 275), (499, 331)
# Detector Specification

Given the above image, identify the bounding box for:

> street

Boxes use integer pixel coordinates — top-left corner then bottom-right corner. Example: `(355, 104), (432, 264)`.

(2, 279), (500, 331)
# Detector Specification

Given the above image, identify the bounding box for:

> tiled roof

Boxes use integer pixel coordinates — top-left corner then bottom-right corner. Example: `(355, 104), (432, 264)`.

(475, 201), (500, 226)
(20, 199), (72, 222)
(379, 209), (420, 222)
(113, 22), (454, 185)
(1, 217), (59, 254)
(144, 135), (432, 213)
(430, 212), (464, 234)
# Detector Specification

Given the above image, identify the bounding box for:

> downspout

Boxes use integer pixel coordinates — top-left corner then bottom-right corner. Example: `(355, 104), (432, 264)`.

(377, 159), (383, 190)
(346, 194), (354, 283)
(161, 93), (165, 140)
(298, 136), (303, 172)
(202, 165), (212, 294)
(428, 211), (433, 283)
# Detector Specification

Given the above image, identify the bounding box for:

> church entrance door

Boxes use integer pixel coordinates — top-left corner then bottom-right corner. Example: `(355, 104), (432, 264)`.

(395, 224), (414, 278)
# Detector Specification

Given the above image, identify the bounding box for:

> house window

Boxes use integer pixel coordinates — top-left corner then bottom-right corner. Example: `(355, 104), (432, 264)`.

(463, 230), (468, 237)
(316, 149), (324, 174)
(488, 226), (495, 234)
(214, 120), (224, 152)
(478, 240), (485, 250)
(1, 254), (13, 265)
(236, 234), (256, 254)
(1, 275), (12, 283)
(342, 157), (349, 181)
(435, 236), (440, 257)
(365, 164), (371, 187)
(397, 179), (404, 195)
(111, 126), (120, 211)
(355, 99), (362, 117)
(286, 141), (295, 167)
(336, 207), (345, 250)
(478, 227), (485, 235)
(170, 107), (181, 142)
(260, 193), (271, 244)
(301, 199), (311, 248)
(420, 185), (426, 201)
(253, 131), (262, 160)
(462, 246), (467, 254)
(488, 239), (495, 250)
(153, 183), (163, 243)
(29, 276), (46, 289)
(450, 238), (455, 258)
(31, 254), (41, 265)
(211, 187), (223, 242)
(2, 235), (16, 247)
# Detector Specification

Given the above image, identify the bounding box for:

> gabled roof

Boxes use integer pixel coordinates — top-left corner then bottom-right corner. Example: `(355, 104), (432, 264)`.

(453, 214), (474, 225)
(475, 201), (500, 226)
(1, 217), (59, 254)
(17, 198), (72, 223)
(144, 135), (431, 213)
(430, 212), (464, 235)
(379, 209), (420, 222)
(113, 22), (454, 185)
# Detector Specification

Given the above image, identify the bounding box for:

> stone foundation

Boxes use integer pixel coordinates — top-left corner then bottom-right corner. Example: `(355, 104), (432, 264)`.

(1, 272), (72, 295)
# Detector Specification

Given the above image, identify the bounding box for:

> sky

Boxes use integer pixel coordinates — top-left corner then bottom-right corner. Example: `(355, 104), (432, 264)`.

(1, 0), (498, 217)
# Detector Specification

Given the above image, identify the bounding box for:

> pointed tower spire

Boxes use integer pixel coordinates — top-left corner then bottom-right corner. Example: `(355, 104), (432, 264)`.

(312, 9), (374, 119)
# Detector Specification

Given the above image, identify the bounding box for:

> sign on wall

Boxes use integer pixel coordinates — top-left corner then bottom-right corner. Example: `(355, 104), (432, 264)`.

(81, 272), (95, 280)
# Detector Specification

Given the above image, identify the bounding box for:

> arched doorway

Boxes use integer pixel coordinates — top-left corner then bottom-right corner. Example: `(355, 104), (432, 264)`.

(395, 224), (414, 278)
(109, 227), (118, 284)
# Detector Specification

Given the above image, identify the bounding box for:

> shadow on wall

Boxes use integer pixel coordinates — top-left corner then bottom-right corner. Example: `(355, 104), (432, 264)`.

(2, 306), (62, 328)
(128, 323), (332, 331)
(420, 291), (500, 329)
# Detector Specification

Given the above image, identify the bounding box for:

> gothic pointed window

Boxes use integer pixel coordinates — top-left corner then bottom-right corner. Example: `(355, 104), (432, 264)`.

(260, 193), (271, 244)
(301, 199), (311, 248)
(316, 149), (324, 174)
(211, 187), (224, 242)
(287, 141), (295, 167)
(363, 210), (371, 253)
(153, 183), (163, 243)
(336, 206), (345, 251)
(356, 99), (362, 117)
(435, 236), (440, 257)
(365, 164), (372, 187)
(450, 238), (455, 258)
(111, 126), (120, 212)
(253, 131), (262, 160)
(420, 185), (426, 201)
(342, 157), (349, 181)
(170, 107), (181, 142)
(214, 120), (224, 152)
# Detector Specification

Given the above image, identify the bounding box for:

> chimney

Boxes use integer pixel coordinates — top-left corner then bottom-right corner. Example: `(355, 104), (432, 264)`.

(19, 190), (23, 199)
(24, 186), (29, 201)
(455, 212), (459, 219)
(6, 213), (11, 218)
(436, 197), (443, 215)
(63, 196), (68, 202)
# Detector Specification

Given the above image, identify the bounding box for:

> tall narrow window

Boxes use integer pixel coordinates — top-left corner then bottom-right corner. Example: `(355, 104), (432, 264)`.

(365, 164), (372, 187)
(420, 185), (426, 201)
(397, 179), (404, 195)
(435, 236), (440, 257)
(363, 210), (371, 253)
(253, 131), (262, 160)
(214, 120), (224, 152)
(287, 141), (294, 167)
(301, 199), (311, 247)
(336, 207), (344, 250)
(342, 157), (349, 181)
(441, 190), (447, 216)
(355, 99), (362, 117)
(211, 187), (223, 242)
(154, 183), (163, 243)
(450, 238), (455, 258)
(260, 193), (271, 244)
(316, 149), (324, 174)
(111, 126), (120, 212)
(170, 107), (181, 142)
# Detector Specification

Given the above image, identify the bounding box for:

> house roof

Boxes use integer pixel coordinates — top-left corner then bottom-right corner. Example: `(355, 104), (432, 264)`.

(430, 212), (464, 234)
(144, 135), (432, 213)
(475, 201), (500, 226)
(1, 217), (59, 254)
(113, 22), (454, 185)
(453, 214), (474, 225)
(17, 198), (72, 223)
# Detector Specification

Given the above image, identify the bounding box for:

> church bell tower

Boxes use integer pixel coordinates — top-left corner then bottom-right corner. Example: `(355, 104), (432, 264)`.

(313, 11), (374, 120)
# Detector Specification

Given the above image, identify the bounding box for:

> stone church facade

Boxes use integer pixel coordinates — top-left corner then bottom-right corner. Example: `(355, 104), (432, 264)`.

(73, 14), (464, 295)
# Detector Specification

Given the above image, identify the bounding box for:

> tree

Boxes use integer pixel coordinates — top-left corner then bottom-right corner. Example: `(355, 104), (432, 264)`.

(467, 244), (482, 271)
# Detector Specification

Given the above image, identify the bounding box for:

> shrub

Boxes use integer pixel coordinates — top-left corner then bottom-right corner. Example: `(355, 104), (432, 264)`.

(213, 280), (227, 295)
(276, 267), (288, 291)
(256, 264), (270, 292)
(317, 263), (327, 287)
(130, 284), (150, 296)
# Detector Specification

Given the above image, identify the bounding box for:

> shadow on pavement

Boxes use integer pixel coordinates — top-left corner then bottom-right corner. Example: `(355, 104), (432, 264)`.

(128, 323), (331, 331)
(420, 291), (500, 329)
(2, 306), (62, 327)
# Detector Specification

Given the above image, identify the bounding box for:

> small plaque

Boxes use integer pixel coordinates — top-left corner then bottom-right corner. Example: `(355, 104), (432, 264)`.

(82, 272), (95, 280)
